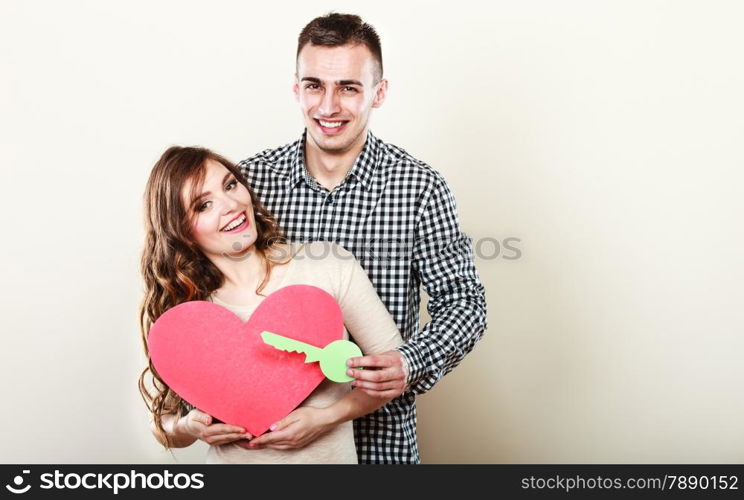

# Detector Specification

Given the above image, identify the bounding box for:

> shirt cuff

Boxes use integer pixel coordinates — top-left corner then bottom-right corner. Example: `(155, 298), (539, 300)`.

(395, 342), (426, 389)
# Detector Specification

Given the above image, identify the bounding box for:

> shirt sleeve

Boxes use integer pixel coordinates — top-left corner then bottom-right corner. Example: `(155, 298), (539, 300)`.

(396, 175), (488, 395)
(332, 244), (404, 355)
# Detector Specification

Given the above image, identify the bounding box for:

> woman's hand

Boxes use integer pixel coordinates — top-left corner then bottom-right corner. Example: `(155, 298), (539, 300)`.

(242, 407), (334, 450)
(178, 409), (253, 446)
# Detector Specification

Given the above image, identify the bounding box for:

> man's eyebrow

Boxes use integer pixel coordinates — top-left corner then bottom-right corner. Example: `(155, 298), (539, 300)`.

(191, 172), (234, 206)
(300, 77), (364, 87)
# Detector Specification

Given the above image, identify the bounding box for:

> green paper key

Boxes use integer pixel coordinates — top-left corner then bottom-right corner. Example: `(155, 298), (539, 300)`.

(261, 331), (362, 383)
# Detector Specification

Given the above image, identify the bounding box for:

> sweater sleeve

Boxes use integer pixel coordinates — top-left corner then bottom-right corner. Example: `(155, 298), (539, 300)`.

(330, 244), (403, 355)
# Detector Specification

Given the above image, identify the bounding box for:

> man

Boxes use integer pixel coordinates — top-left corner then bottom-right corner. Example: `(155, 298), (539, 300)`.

(238, 13), (487, 463)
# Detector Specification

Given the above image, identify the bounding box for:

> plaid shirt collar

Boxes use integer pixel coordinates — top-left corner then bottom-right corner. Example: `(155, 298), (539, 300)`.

(284, 129), (381, 192)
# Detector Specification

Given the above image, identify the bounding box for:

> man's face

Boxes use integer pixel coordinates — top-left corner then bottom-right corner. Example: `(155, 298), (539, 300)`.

(294, 43), (387, 155)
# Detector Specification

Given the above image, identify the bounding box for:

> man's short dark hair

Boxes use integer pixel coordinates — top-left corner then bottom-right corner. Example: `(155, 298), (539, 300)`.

(297, 13), (383, 81)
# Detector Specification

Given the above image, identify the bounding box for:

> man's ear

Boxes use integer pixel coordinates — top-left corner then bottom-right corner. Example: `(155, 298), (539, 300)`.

(372, 79), (388, 108)
(293, 75), (300, 101)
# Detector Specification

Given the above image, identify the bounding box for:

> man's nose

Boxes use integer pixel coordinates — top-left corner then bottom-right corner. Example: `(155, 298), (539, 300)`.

(318, 89), (340, 116)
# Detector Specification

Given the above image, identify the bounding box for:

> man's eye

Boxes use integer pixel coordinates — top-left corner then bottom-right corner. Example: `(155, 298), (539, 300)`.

(342, 86), (358, 93)
(305, 83), (320, 90)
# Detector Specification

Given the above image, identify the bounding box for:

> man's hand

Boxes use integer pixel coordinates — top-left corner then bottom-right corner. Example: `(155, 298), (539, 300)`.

(345, 350), (408, 400)
(242, 407), (334, 450)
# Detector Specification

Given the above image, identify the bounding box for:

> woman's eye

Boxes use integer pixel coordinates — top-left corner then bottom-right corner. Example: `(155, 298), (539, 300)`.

(198, 200), (211, 212)
(226, 179), (238, 191)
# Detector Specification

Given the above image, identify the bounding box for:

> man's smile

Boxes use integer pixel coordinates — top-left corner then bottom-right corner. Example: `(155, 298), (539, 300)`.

(315, 118), (349, 134)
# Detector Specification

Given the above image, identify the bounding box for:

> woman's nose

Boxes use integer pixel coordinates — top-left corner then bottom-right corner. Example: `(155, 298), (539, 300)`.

(221, 196), (240, 214)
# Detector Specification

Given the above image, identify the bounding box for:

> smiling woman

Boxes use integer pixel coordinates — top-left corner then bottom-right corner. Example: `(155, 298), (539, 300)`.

(138, 146), (286, 445)
(137, 146), (404, 463)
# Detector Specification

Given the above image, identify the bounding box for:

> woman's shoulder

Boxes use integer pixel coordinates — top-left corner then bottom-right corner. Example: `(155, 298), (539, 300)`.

(293, 241), (355, 262)
(288, 242), (360, 282)
(281, 242), (373, 302)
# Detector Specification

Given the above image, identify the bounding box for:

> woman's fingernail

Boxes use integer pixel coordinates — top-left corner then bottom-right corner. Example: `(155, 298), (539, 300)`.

(269, 424), (277, 431)
(346, 369), (354, 377)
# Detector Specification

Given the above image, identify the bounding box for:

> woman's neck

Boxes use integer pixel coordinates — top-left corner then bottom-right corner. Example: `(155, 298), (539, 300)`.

(209, 247), (267, 293)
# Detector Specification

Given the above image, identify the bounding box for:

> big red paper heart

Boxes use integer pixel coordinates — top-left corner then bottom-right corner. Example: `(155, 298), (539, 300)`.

(148, 285), (344, 437)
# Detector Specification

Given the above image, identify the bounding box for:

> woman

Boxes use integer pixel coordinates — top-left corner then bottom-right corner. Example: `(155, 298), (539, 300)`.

(138, 146), (403, 463)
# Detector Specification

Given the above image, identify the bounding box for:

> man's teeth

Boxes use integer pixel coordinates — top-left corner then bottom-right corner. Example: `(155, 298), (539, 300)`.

(221, 214), (246, 231)
(319, 120), (344, 128)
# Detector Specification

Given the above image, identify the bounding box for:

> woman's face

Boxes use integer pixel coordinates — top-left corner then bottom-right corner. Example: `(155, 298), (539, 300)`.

(182, 159), (257, 259)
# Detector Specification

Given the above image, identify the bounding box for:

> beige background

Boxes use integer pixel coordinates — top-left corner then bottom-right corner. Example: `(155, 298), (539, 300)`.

(1, 0), (742, 463)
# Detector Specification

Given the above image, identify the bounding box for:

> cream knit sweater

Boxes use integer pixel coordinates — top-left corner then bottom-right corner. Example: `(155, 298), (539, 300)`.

(205, 242), (403, 464)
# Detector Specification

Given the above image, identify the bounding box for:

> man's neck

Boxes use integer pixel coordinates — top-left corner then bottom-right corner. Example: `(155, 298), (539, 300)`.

(304, 131), (368, 191)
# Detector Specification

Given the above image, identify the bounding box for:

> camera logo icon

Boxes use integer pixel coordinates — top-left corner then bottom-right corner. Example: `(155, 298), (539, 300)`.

(5, 470), (31, 494)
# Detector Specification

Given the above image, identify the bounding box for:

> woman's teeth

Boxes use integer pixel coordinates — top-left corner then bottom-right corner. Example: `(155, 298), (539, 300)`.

(221, 214), (246, 231)
(319, 120), (343, 128)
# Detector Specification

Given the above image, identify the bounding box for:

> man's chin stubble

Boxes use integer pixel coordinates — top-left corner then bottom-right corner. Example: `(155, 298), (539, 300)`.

(310, 128), (366, 155)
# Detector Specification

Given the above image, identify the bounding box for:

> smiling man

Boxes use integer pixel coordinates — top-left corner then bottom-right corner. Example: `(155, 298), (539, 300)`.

(238, 13), (487, 464)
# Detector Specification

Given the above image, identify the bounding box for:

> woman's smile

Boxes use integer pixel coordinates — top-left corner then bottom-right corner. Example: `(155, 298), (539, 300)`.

(220, 211), (249, 233)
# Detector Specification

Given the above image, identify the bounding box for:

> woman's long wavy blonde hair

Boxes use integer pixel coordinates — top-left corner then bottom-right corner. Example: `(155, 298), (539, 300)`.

(138, 146), (286, 448)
